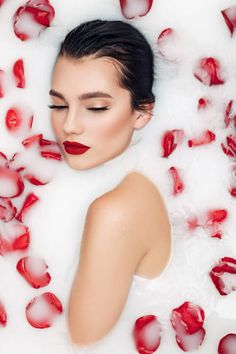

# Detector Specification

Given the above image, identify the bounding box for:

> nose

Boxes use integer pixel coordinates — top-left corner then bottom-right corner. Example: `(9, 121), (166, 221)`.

(63, 108), (84, 135)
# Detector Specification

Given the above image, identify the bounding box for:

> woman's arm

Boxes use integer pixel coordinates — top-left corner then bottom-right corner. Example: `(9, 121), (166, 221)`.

(67, 191), (148, 346)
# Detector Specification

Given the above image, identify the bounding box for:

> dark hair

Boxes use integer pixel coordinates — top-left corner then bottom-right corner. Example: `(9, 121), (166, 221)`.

(57, 19), (155, 114)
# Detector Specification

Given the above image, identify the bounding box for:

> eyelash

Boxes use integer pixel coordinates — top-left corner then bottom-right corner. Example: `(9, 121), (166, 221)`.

(48, 105), (109, 112)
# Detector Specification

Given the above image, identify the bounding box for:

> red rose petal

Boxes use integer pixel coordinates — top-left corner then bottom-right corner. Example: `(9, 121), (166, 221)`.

(16, 256), (51, 288)
(5, 108), (22, 132)
(22, 133), (43, 148)
(218, 333), (236, 354)
(133, 314), (162, 354)
(221, 135), (236, 158)
(171, 301), (205, 335)
(206, 209), (228, 225)
(0, 301), (7, 326)
(0, 166), (25, 198)
(175, 328), (206, 352)
(168, 166), (185, 195)
(15, 192), (39, 223)
(221, 5), (236, 36)
(210, 257), (236, 295)
(25, 292), (63, 328)
(194, 57), (225, 86)
(12, 59), (25, 88)
(0, 198), (17, 222)
(229, 187), (236, 197)
(0, 222), (30, 255)
(5, 106), (33, 136)
(0, 152), (8, 168)
(161, 129), (185, 158)
(224, 100), (236, 128)
(119, 0), (153, 19)
(170, 302), (205, 351)
(188, 130), (215, 147)
(23, 173), (49, 186)
(13, 0), (55, 41)
(0, 69), (7, 98)
(198, 97), (210, 110)
(156, 28), (180, 60)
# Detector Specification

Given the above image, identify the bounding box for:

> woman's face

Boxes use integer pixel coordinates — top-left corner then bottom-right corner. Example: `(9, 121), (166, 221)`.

(49, 55), (150, 171)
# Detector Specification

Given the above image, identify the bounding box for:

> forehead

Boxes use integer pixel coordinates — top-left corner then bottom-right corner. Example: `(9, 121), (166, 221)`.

(51, 56), (123, 90)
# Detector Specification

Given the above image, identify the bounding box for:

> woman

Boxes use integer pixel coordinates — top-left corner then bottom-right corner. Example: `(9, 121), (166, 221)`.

(48, 19), (172, 347)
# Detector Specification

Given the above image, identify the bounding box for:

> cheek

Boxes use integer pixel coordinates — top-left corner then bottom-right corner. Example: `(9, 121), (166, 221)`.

(51, 116), (62, 137)
(96, 113), (132, 139)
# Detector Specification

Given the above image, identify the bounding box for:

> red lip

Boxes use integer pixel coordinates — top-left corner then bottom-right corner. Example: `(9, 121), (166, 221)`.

(63, 141), (91, 155)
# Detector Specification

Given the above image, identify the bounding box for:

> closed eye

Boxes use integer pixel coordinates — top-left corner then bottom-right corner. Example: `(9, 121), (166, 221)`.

(48, 105), (109, 112)
(48, 105), (67, 110)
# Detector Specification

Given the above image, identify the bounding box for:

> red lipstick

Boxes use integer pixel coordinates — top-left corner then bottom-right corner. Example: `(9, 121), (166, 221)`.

(63, 141), (91, 155)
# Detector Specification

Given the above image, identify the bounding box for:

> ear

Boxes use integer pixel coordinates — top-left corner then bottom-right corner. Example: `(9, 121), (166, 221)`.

(133, 102), (155, 130)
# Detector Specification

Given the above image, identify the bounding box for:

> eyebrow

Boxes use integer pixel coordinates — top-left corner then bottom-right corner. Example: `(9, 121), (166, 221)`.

(49, 89), (114, 100)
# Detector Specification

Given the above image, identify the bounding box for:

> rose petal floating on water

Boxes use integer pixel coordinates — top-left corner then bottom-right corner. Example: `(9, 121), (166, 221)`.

(161, 129), (185, 158)
(13, 0), (55, 41)
(188, 130), (215, 147)
(0, 198), (17, 222)
(156, 28), (181, 61)
(170, 302), (205, 352)
(133, 314), (162, 354)
(193, 57), (225, 86)
(16, 256), (51, 288)
(0, 222), (30, 255)
(224, 100), (236, 128)
(221, 134), (236, 158)
(0, 301), (7, 326)
(25, 292), (63, 328)
(5, 105), (33, 136)
(119, 0), (153, 19)
(0, 69), (7, 98)
(0, 166), (25, 199)
(15, 192), (39, 223)
(205, 209), (228, 225)
(168, 166), (185, 195)
(210, 257), (236, 295)
(0, 152), (9, 168)
(22, 133), (43, 148)
(221, 5), (236, 37)
(12, 59), (25, 88)
(218, 333), (236, 354)
(198, 97), (210, 110)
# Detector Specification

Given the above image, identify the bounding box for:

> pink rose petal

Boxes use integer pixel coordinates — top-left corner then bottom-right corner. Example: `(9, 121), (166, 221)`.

(119, 0), (153, 19)
(25, 292), (63, 328)
(16, 256), (51, 288)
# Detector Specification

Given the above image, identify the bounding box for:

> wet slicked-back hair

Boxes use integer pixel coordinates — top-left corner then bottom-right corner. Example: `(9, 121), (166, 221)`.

(57, 19), (155, 114)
